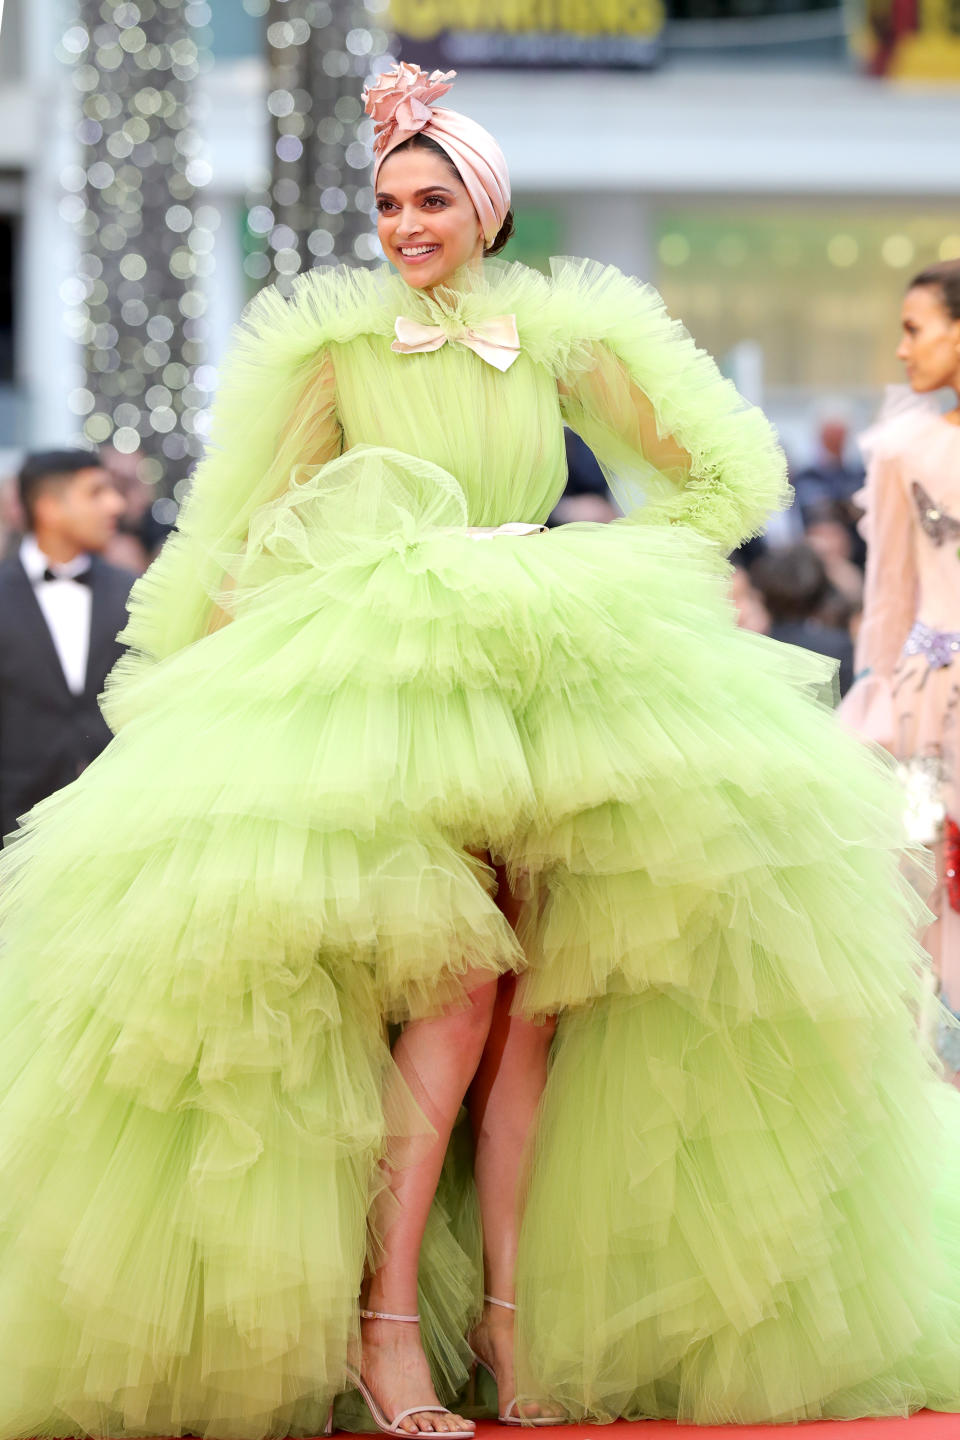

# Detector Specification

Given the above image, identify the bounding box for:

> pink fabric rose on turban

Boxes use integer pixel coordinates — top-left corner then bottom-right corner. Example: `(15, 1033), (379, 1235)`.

(362, 62), (511, 248)
(363, 62), (456, 154)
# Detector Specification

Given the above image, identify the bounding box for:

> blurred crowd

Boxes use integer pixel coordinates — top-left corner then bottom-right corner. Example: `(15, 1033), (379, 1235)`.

(552, 413), (867, 700)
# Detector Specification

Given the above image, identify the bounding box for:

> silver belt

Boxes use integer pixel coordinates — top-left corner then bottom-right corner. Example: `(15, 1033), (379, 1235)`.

(903, 620), (960, 669)
(441, 523), (547, 541)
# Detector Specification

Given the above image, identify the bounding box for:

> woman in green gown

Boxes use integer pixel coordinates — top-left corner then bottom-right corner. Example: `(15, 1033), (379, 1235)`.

(1, 63), (960, 1439)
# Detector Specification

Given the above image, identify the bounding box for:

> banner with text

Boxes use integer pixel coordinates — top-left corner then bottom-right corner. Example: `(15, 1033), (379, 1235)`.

(390, 0), (666, 69)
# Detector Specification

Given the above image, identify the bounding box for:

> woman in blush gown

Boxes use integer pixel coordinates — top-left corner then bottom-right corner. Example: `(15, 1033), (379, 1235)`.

(843, 258), (960, 1079)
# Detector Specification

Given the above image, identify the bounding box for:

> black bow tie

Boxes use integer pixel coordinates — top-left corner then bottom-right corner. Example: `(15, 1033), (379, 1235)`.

(41, 566), (93, 585)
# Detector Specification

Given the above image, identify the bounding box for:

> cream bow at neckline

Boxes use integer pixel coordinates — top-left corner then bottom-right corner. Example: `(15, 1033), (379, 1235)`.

(391, 313), (521, 372)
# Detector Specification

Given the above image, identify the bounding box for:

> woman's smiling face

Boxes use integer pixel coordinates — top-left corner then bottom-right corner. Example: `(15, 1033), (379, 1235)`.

(376, 145), (484, 291)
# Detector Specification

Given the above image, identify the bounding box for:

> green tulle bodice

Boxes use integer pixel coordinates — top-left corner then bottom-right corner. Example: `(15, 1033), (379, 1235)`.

(117, 255), (789, 671)
(332, 323), (567, 527)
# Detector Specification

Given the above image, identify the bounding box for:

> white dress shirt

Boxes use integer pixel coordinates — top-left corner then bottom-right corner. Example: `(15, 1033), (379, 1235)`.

(19, 534), (92, 696)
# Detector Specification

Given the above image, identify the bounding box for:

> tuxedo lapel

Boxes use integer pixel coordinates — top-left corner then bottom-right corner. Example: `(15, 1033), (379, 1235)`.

(83, 559), (123, 703)
(84, 558), (112, 699)
(3, 557), (74, 706)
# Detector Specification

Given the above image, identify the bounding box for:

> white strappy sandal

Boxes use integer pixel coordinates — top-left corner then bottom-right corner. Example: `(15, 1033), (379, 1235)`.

(346, 1307), (476, 1439)
(469, 1295), (565, 1428)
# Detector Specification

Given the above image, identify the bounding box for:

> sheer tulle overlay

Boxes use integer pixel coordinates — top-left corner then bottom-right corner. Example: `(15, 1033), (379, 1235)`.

(1, 262), (959, 1436)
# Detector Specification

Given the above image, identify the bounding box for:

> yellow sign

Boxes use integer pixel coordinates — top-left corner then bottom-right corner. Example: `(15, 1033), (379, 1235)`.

(390, 0), (664, 38)
(390, 0), (665, 66)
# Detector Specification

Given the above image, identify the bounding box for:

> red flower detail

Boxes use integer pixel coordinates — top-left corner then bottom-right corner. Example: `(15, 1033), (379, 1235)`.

(946, 816), (960, 913)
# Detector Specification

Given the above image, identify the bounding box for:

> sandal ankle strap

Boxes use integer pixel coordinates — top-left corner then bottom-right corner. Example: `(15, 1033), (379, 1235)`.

(484, 1293), (517, 1311)
(360, 1307), (421, 1323)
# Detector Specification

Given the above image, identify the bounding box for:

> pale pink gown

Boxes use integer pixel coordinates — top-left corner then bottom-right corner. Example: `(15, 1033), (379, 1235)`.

(842, 399), (960, 1068)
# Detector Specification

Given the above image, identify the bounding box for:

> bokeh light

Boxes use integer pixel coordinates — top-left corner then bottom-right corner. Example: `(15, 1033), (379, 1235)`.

(715, 234), (748, 268)
(243, 0), (393, 296)
(881, 233), (916, 269)
(826, 234), (858, 267)
(658, 233), (691, 266)
(58, 0), (215, 506)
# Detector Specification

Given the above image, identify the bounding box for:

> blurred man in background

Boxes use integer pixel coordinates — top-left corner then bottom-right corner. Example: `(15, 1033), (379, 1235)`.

(793, 414), (863, 512)
(792, 412), (867, 567)
(729, 557), (771, 634)
(802, 498), (865, 631)
(0, 448), (132, 840)
(751, 541), (855, 698)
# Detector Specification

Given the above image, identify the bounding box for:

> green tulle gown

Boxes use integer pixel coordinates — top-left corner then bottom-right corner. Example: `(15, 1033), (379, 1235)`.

(2, 258), (960, 1437)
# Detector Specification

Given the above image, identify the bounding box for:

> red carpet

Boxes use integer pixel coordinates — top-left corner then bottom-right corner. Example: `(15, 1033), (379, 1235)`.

(459, 1418), (960, 1439)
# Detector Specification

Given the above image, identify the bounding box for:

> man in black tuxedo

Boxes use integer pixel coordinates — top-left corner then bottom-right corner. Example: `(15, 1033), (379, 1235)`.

(0, 448), (132, 841)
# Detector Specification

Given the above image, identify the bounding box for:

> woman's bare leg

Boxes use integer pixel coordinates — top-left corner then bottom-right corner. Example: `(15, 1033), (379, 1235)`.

(469, 867), (558, 1419)
(361, 968), (497, 1435)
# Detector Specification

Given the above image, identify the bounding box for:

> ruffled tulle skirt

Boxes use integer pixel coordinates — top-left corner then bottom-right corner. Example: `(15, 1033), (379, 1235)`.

(1, 446), (960, 1436)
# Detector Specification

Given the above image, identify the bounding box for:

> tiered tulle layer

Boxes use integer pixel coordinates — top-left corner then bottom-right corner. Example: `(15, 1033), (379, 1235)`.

(1, 446), (959, 1435)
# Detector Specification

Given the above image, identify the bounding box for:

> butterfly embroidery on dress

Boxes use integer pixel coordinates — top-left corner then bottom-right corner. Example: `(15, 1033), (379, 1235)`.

(911, 481), (960, 546)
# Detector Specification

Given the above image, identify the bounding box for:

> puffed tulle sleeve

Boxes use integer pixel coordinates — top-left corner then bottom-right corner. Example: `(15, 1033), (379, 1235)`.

(839, 418), (918, 748)
(547, 259), (789, 550)
(107, 268), (391, 697)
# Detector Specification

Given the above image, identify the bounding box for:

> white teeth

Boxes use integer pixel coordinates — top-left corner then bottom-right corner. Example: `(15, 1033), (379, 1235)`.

(400, 245), (437, 256)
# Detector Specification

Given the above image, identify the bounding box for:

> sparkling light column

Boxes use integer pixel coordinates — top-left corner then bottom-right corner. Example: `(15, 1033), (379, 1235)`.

(244, 0), (392, 294)
(59, 0), (216, 497)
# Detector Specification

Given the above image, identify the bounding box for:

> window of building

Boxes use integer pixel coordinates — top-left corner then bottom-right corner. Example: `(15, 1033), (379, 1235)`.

(0, 209), (18, 446)
(654, 204), (960, 410)
(0, 0), (23, 81)
(207, 0), (261, 60)
(664, 0), (850, 66)
(670, 0), (841, 13)
(0, 213), (14, 385)
(508, 204), (564, 275)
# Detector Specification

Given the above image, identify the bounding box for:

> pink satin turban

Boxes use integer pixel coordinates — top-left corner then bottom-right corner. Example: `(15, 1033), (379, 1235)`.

(363, 63), (511, 248)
